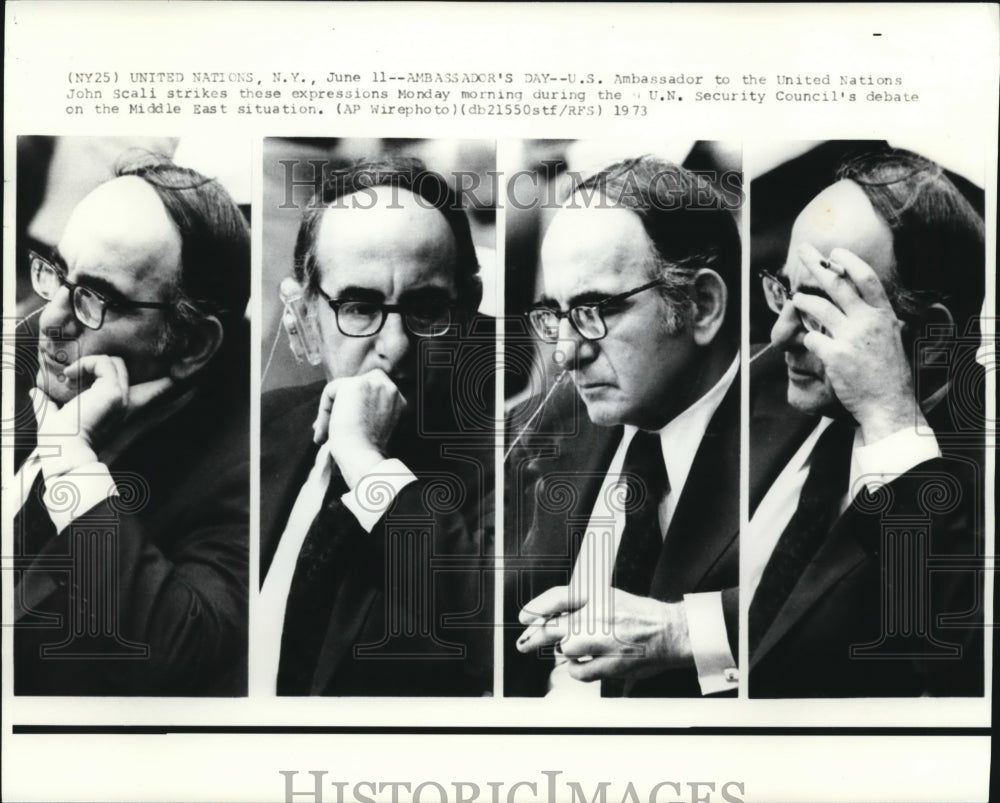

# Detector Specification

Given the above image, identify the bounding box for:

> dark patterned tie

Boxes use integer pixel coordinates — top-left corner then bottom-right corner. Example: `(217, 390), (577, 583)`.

(611, 430), (669, 596)
(749, 420), (854, 653)
(277, 466), (353, 695)
(603, 431), (668, 698)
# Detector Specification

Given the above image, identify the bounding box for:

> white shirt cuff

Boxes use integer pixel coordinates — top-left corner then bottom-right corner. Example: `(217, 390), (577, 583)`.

(683, 591), (739, 695)
(42, 461), (119, 533)
(341, 458), (418, 533)
(854, 426), (941, 494)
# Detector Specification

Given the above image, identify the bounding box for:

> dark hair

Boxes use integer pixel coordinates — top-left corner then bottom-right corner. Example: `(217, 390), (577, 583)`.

(115, 152), (249, 360)
(571, 155), (741, 337)
(837, 149), (985, 335)
(293, 156), (481, 309)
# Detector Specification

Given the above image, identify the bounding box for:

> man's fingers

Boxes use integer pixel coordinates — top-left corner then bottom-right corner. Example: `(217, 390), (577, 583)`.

(61, 356), (129, 406)
(518, 585), (585, 625)
(829, 246), (894, 309)
(565, 654), (616, 683)
(312, 379), (342, 444)
(798, 244), (867, 314)
(791, 292), (843, 335)
(515, 613), (567, 652)
(801, 329), (838, 364)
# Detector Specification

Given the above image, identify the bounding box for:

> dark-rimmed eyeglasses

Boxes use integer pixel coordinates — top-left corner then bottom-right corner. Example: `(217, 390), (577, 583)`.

(759, 270), (825, 334)
(315, 286), (455, 338)
(526, 279), (663, 344)
(29, 251), (174, 331)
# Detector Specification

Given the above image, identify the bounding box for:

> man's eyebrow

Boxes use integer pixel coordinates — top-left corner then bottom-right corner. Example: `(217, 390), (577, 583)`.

(794, 286), (832, 301)
(48, 247), (69, 271)
(398, 285), (454, 305)
(780, 264), (832, 300)
(566, 290), (617, 308)
(75, 274), (129, 303)
(331, 285), (384, 302)
(49, 246), (129, 302)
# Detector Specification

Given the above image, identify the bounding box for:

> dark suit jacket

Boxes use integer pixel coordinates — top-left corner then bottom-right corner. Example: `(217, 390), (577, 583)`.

(260, 337), (494, 696)
(13, 334), (250, 696)
(749, 346), (984, 697)
(504, 372), (740, 697)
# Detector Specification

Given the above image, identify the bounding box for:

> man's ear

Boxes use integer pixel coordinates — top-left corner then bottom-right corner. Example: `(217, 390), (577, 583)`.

(913, 302), (956, 364)
(907, 302), (956, 407)
(168, 314), (224, 381)
(689, 268), (728, 346)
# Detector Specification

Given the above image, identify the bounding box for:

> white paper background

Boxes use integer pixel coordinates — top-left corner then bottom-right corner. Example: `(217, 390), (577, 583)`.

(3, 3), (996, 801)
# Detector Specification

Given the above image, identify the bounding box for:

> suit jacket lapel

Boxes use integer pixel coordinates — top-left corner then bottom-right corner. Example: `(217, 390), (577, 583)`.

(747, 347), (872, 668)
(750, 509), (868, 667)
(651, 373), (741, 600)
(518, 418), (622, 598)
(260, 386), (322, 579)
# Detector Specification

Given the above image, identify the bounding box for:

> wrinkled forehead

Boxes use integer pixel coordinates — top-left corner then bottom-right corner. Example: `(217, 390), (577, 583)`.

(312, 187), (459, 290)
(59, 176), (182, 288)
(785, 179), (896, 287)
(540, 204), (656, 300)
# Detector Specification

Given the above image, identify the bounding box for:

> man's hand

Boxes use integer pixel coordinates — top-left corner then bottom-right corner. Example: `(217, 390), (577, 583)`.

(793, 243), (924, 444)
(314, 368), (407, 488)
(32, 355), (130, 452)
(31, 356), (174, 475)
(516, 586), (693, 683)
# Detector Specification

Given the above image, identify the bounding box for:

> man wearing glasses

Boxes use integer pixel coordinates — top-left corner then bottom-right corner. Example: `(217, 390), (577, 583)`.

(259, 158), (493, 696)
(13, 153), (250, 695)
(748, 149), (985, 697)
(506, 156), (742, 697)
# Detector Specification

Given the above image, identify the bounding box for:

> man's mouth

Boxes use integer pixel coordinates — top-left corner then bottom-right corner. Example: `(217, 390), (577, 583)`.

(786, 364), (818, 381)
(574, 379), (614, 392)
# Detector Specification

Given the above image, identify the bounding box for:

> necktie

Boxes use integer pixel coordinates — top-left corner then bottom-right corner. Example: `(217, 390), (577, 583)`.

(611, 430), (669, 597)
(749, 420), (854, 653)
(277, 466), (352, 694)
(602, 431), (668, 697)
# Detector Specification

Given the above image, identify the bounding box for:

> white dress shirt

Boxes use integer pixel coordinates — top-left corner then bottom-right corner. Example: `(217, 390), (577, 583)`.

(13, 386), (197, 533)
(257, 445), (416, 693)
(546, 356), (740, 697)
(747, 417), (942, 601)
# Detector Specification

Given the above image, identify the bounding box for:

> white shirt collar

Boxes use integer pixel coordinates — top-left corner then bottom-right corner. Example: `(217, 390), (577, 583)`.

(621, 353), (739, 502)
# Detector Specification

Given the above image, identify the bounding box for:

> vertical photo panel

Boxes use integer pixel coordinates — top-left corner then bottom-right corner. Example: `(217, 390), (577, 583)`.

(11, 136), (252, 696)
(503, 141), (743, 698)
(747, 141), (987, 697)
(258, 138), (496, 696)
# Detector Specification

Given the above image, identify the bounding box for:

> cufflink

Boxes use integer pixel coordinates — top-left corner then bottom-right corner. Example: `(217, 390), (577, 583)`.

(723, 667), (739, 683)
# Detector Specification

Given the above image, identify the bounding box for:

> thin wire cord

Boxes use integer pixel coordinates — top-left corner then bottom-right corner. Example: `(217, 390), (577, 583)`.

(261, 318), (285, 383)
(503, 369), (568, 462)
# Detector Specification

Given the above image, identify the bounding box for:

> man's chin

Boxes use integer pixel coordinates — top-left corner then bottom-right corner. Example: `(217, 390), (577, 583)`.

(786, 381), (838, 418)
(581, 397), (626, 428)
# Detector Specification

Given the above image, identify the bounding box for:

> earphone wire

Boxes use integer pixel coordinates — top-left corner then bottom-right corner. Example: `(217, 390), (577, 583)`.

(503, 368), (568, 462)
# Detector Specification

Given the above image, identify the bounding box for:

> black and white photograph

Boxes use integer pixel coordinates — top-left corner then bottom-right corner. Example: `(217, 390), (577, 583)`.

(257, 138), (496, 696)
(2, 4), (996, 802)
(11, 136), (251, 695)
(747, 141), (987, 697)
(503, 141), (744, 698)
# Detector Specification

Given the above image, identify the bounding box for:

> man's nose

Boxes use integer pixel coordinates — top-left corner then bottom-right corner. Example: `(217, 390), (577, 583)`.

(552, 316), (595, 370)
(38, 285), (81, 338)
(770, 301), (804, 351)
(374, 311), (413, 371)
